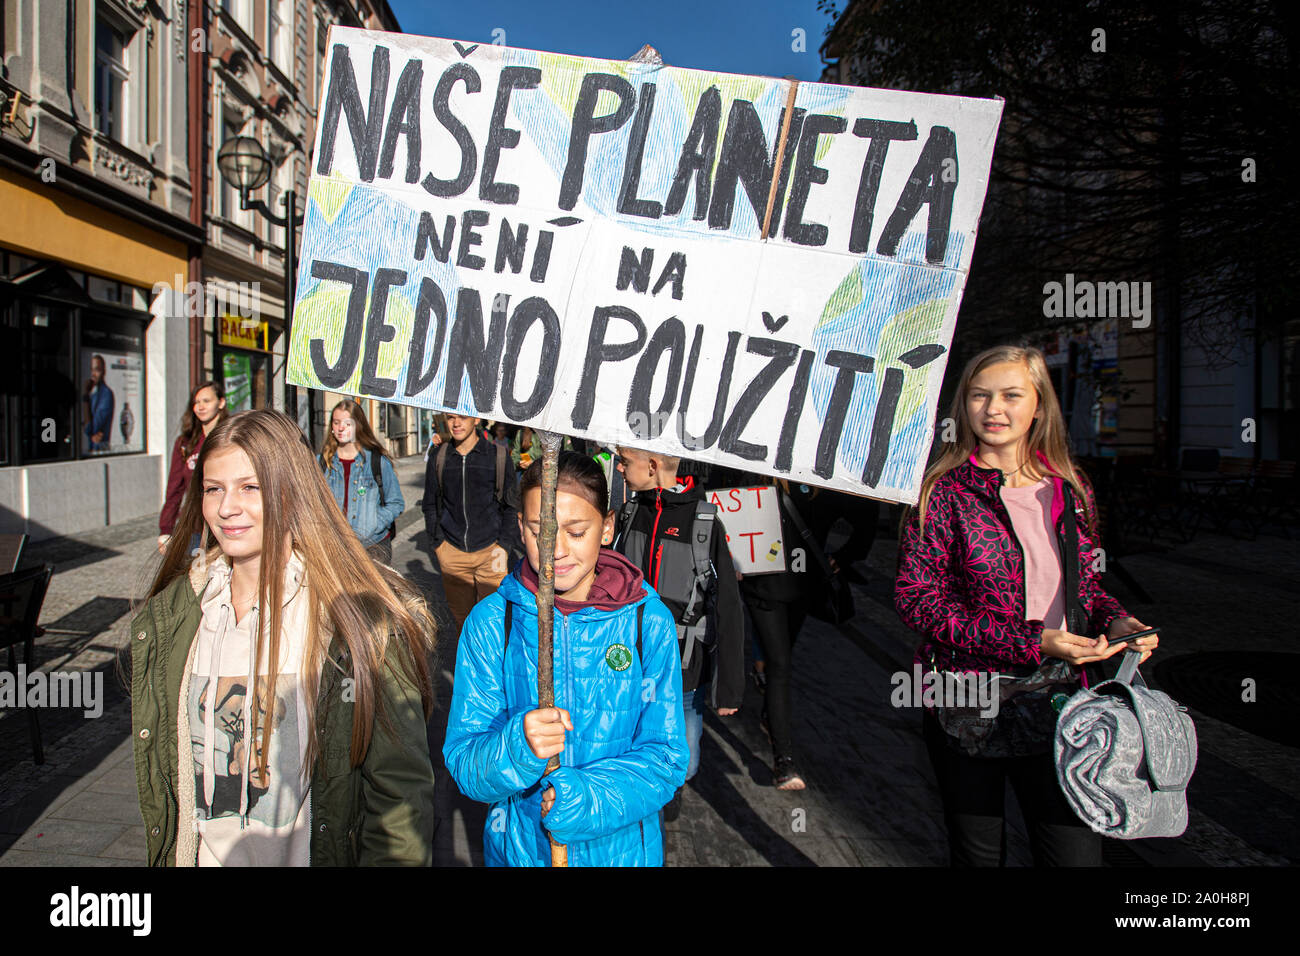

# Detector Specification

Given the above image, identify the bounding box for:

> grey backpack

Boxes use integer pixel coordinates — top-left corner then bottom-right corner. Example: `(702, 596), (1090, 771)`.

(1054, 653), (1197, 839)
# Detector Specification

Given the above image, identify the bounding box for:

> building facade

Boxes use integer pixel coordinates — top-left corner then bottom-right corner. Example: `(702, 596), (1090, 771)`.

(0, 0), (197, 540)
(819, 1), (1297, 468)
(0, 0), (420, 540)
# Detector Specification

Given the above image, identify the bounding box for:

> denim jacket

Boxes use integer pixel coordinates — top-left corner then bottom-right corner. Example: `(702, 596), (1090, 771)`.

(324, 448), (404, 547)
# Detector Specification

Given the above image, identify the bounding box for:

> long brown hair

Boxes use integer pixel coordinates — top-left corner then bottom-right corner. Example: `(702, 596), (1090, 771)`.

(148, 410), (434, 774)
(178, 381), (228, 457)
(319, 399), (388, 468)
(913, 345), (1091, 532)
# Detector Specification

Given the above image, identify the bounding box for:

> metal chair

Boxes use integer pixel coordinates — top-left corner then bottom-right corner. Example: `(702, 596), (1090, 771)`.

(0, 533), (27, 574)
(0, 563), (54, 765)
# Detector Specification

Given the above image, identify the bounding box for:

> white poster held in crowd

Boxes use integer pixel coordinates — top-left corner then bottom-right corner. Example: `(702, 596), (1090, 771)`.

(287, 27), (1003, 504)
(708, 485), (786, 575)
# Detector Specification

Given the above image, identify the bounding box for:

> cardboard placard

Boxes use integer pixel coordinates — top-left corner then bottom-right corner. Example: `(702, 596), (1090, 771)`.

(708, 485), (786, 574)
(287, 27), (1003, 503)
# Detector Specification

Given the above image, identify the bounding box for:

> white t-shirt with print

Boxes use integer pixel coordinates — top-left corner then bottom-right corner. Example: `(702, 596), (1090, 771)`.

(189, 554), (313, 867)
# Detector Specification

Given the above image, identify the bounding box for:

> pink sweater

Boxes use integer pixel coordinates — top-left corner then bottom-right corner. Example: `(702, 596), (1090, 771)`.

(1000, 478), (1066, 630)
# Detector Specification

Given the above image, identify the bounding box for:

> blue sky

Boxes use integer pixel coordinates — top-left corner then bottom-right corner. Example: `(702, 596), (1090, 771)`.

(386, 0), (839, 82)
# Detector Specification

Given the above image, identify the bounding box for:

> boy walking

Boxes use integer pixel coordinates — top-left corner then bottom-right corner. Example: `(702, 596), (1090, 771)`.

(423, 413), (520, 635)
(612, 447), (744, 818)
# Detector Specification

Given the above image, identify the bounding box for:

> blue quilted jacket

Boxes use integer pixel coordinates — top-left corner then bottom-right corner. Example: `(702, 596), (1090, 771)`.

(443, 562), (688, 866)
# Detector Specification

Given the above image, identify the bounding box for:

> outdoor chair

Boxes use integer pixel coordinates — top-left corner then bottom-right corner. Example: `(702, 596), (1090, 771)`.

(1251, 460), (1299, 539)
(0, 533), (27, 574)
(1213, 456), (1259, 539)
(0, 563), (54, 765)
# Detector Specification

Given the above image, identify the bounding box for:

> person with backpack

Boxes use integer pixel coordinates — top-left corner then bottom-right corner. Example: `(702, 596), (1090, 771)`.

(320, 400), (404, 564)
(894, 344), (1159, 866)
(611, 446), (743, 819)
(443, 451), (688, 866)
(422, 412), (521, 636)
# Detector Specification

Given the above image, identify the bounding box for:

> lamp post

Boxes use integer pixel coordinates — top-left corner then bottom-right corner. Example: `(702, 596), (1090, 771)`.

(216, 134), (306, 426)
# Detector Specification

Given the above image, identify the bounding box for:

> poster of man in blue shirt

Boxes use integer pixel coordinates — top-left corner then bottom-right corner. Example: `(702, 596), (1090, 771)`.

(83, 353), (115, 453)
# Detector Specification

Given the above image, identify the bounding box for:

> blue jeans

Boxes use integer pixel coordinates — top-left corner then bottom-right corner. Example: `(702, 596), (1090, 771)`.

(683, 685), (706, 782)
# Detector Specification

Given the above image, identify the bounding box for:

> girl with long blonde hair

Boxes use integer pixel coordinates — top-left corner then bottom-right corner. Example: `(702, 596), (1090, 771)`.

(895, 345), (1159, 866)
(130, 410), (435, 866)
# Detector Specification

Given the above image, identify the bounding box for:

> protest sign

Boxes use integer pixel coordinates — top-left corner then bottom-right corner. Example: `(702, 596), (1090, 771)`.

(287, 27), (1003, 503)
(708, 485), (786, 574)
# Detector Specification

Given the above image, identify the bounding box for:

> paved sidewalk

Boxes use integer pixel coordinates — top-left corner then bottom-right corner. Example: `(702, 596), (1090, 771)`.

(2, 457), (1296, 866)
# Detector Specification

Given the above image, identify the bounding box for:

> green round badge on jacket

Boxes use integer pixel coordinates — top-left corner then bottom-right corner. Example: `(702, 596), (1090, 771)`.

(606, 643), (632, 671)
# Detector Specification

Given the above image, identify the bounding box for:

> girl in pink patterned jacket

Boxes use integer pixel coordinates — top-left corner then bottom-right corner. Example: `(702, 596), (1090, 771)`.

(895, 345), (1159, 866)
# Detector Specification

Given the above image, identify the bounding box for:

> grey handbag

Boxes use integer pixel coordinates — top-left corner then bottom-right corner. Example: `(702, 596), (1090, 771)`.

(1054, 652), (1198, 839)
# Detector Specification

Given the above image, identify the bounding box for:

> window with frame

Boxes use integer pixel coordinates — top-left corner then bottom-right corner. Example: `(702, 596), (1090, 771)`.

(222, 0), (253, 36)
(271, 152), (294, 249)
(218, 112), (256, 233)
(95, 16), (131, 141)
(316, 20), (328, 100)
(269, 0), (292, 72)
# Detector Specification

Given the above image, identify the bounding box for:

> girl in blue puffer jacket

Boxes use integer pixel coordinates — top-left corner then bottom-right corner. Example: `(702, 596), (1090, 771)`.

(444, 451), (688, 866)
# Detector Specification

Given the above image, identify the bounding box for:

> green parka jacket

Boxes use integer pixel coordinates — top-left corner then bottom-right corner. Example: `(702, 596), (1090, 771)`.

(129, 562), (436, 866)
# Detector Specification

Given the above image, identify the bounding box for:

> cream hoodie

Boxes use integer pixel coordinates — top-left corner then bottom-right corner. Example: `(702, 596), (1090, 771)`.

(178, 549), (314, 867)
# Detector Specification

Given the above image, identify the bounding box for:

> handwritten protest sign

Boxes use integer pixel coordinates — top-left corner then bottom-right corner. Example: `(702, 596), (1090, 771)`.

(287, 27), (1003, 503)
(708, 485), (786, 574)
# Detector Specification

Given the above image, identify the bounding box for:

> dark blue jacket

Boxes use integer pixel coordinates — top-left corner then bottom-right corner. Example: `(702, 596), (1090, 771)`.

(422, 437), (521, 555)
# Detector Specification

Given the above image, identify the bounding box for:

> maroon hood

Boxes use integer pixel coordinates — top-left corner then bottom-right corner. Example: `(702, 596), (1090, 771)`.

(519, 548), (646, 614)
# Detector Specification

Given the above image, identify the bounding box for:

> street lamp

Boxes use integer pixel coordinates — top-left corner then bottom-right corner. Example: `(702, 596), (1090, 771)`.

(216, 135), (306, 425)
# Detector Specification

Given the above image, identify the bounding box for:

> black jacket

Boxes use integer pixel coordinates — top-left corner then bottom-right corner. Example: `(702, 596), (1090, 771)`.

(422, 437), (522, 556)
(738, 480), (829, 605)
(614, 479), (745, 709)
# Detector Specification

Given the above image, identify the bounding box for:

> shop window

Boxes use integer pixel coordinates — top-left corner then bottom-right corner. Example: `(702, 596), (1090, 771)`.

(17, 301), (75, 464)
(86, 274), (121, 304)
(0, 265), (148, 465)
(79, 314), (146, 457)
(218, 349), (270, 412)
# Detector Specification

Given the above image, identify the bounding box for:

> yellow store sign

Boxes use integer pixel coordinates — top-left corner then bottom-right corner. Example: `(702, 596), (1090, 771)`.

(219, 315), (270, 351)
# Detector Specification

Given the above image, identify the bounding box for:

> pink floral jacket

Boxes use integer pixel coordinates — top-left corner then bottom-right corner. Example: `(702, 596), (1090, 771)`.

(895, 457), (1128, 673)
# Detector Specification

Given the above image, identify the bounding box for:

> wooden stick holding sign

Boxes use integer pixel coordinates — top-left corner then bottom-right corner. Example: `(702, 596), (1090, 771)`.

(533, 40), (676, 871)
(533, 427), (567, 867)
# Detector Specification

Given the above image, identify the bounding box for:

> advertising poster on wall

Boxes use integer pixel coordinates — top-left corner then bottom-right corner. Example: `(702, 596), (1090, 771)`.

(79, 323), (144, 457)
(222, 352), (254, 411)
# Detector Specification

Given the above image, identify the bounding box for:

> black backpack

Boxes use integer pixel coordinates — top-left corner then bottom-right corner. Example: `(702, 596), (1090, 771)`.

(612, 497), (717, 670)
(321, 450), (397, 541)
(434, 440), (509, 516)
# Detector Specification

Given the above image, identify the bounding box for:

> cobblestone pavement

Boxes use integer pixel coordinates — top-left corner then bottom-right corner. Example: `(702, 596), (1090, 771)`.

(2, 460), (1296, 866)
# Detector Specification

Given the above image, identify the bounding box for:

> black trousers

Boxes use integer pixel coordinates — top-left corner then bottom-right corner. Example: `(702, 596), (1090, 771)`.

(922, 711), (1101, 867)
(745, 593), (807, 759)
